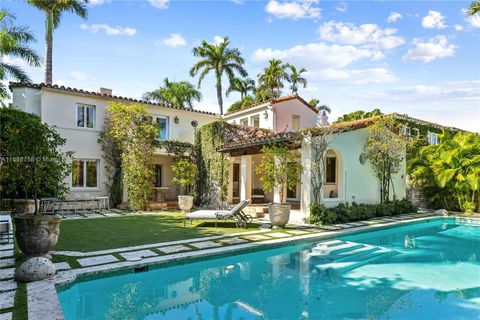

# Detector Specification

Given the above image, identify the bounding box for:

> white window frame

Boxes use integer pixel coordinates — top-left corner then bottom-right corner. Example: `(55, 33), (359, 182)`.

(76, 104), (96, 129)
(325, 156), (337, 185)
(402, 126), (411, 136)
(292, 115), (300, 131)
(250, 115), (260, 128)
(71, 159), (99, 189)
(428, 132), (439, 145)
(154, 116), (169, 141)
(240, 118), (248, 126)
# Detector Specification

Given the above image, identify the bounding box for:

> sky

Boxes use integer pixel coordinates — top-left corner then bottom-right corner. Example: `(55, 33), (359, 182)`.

(3, 0), (480, 132)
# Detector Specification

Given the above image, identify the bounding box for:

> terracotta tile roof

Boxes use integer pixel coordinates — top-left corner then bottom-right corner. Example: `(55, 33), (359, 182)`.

(223, 94), (318, 116)
(9, 82), (218, 116)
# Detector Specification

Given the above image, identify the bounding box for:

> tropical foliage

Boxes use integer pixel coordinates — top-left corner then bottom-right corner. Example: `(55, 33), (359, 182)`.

(334, 108), (383, 123)
(102, 103), (158, 210)
(171, 158), (198, 196)
(468, 0), (480, 15)
(257, 59), (289, 101)
(309, 99), (331, 114)
(364, 117), (406, 203)
(27, 0), (88, 84)
(143, 77), (202, 109)
(408, 132), (480, 213)
(226, 77), (255, 100)
(0, 108), (71, 214)
(190, 37), (247, 115)
(0, 9), (41, 101)
(287, 64), (307, 94)
(255, 145), (303, 204)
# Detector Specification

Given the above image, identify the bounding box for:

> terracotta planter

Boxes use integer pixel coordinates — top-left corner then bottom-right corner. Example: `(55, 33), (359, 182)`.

(178, 195), (194, 212)
(268, 203), (291, 229)
(14, 214), (61, 258)
(14, 199), (38, 215)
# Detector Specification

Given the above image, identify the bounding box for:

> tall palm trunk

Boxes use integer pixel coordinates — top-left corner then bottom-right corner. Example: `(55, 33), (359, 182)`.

(44, 12), (54, 85)
(215, 73), (223, 115)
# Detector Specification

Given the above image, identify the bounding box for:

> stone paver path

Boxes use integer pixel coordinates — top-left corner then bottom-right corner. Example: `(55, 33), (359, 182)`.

(0, 258), (15, 268)
(120, 250), (157, 261)
(219, 238), (248, 245)
(267, 232), (292, 238)
(0, 312), (12, 320)
(0, 251), (13, 259)
(243, 234), (270, 241)
(190, 241), (222, 250)
(157, 245), (192, 254)
(286, 230), (310, 235)
(54, 262), (71, 271)
(0, 244), (13, 251)
(77, 255), (119, 267)
(0, 291), (15, 309)
(0, 280), (17, 293)
(0, 268), (15, 281)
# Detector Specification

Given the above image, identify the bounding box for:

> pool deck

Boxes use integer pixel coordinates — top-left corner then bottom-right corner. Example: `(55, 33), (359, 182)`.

(3, 212), (479, 320)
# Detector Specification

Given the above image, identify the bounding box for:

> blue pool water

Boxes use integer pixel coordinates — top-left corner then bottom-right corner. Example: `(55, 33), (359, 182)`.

(58, 218), (480, 319)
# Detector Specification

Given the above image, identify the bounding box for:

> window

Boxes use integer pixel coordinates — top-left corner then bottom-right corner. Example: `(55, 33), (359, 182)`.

(154, 165), (162, 187)
(428, 132), (439, 145)
(77, 104), (95, 128)
(251, 115), (260, 128)
(325, 157), (336, 183)
(292, 115), (300, 131)
(402, 126), (411, 136)
(71, 160), (98, 188)
(155, 117), (169, 140)
(240, 118), (248, 126)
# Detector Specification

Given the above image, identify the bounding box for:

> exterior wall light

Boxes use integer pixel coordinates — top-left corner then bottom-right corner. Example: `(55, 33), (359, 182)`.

(264, 110), (269, 120)
(174, 116), (179, 124)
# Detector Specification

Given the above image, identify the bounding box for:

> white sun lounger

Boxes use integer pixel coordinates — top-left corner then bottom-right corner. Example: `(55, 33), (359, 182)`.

(184, 200), (252, 228)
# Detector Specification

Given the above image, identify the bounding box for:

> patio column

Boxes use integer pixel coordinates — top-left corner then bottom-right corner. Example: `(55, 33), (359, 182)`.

(240, 155), (252, 201)
(300, 140), (312, 217)
(227, 159), (235, 204)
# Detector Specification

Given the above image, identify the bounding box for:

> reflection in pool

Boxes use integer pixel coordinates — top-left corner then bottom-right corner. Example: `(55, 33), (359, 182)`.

(58, 218), (480, 319)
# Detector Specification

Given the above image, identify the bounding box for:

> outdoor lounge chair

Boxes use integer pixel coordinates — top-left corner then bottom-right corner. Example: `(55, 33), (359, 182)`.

(184, 200), (253, 228)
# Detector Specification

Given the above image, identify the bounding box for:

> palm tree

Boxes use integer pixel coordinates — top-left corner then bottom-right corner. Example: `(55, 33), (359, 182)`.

(143, 78), (202, 109)
(257, 59), (288, 99)
(28, 0), (88, 85)
(226, 77), (255, 99)
(227, 95), (255, 113)
(468, 0), (480, 15)
(190, 37), (247, 115)
(309, 99), (331, 114)
(287, 64), (307, 94)
(0, 9), (41, 100)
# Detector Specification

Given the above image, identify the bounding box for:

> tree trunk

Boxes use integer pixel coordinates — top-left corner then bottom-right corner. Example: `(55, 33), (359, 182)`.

(216, 74), (223, 115)
(45, 12), (54, 85)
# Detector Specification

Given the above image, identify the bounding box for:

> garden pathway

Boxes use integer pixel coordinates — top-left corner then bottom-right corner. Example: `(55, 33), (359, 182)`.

(0, 227), (15, 320)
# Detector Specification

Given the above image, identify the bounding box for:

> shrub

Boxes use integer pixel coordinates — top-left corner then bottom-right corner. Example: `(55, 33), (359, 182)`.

(308, 199), (416, 225)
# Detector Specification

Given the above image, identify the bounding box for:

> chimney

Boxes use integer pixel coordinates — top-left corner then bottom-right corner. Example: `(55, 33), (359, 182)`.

(98, 87), (112, 96)
(317, 110), (329, 126)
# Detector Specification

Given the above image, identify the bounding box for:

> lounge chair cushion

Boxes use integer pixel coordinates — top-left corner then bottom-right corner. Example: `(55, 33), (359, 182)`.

(186, 210), (230, 220)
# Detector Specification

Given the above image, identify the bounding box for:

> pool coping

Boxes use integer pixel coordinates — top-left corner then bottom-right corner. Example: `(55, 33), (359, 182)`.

(27, 215), (478, 320)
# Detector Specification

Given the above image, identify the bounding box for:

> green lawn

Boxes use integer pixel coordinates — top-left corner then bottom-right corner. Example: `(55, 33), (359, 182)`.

(55, 213), (260, 252)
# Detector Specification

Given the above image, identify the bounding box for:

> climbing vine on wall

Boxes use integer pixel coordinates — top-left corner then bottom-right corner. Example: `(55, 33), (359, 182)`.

(194, 121), (230, 207)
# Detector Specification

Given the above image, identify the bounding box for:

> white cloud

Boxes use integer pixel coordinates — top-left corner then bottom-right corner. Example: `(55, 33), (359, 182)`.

(265, 0), (321, 20)
(387, 12), (402, 23)
(89, 0), (108, 5)
(2, 55), (35, 69)
(231, 0), (244, 4)
(318, 21), (405, 49)
(464, 10), (480, 28)
(403, 36), (456, 62)
(69, 70), (90, 81)
(148, 0), (169, 9)
(421, 10), (447, 29)
(253, 42), (384, 69)
(380, 81), (480, 102)
(454, 24), (464, 31)
(336, 2), (347, 13)
(80, 23), (137, 36)
(307, 67), (397, 85)
(160, 33), (186, 47)
(213, 36), (225, 45)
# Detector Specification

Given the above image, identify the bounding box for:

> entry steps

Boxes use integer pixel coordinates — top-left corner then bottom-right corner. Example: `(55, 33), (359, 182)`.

(309, 239), (397, 275)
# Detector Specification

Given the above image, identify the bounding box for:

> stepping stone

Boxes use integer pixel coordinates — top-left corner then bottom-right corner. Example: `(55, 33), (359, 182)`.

(243, 234), (270, 241)
(318, 225), (342, 231)
(348, 222), (367, 227)
(120, 250), (157, 261)
(0, 312), (12, 320)
(0, 258), (15, 268)
(54, 262), (71, 271)
(0, 290), (15, 309)
(219, 238), (248, 245)
(267, 232), (292, 238)
(0, 268), (15, 280)
(286, 230), (310, 235)
(189, 241), (222, 249)
(77, 255), (118, 267)
(0, 280), (17, 292)
(0, 244), (13, 251)
(0, 250), (13, 258)
(157, 245), (192, 254)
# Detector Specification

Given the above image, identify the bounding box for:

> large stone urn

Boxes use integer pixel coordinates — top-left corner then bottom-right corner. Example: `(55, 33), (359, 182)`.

(14, 214), (61, 282)
(14, 199), (38, 215)
(178, 195), (194, 213)
(268, 203), (291, 229)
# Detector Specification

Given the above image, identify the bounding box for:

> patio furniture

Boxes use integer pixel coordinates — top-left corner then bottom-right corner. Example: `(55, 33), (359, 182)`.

(40, 198), (58, 214)
(152, 187), (170, 201)
(95, 196), (110, 211)
(184, 200), (253, 228)
(0, 214), (12, 244)
(81, 194), (98, 214)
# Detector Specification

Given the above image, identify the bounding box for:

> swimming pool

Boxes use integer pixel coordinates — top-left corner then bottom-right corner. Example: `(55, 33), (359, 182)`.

(58, 218), (480, 319)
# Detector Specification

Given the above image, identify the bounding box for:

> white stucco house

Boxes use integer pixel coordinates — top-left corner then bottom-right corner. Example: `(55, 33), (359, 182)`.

(10, 82), (454, 218)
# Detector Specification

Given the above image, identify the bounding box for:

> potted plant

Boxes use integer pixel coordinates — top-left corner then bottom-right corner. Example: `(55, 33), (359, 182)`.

(0, 108), (71, 282)
(256, 145), (303, 228)
(171, 158), (198, 212)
